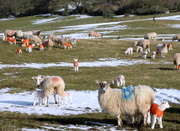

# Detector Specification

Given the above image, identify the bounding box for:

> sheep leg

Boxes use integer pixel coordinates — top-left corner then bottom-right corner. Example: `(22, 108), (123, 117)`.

(46, 96), (49, 107)
(53, 94), (58, 104)
(151, 115), (157, 129)
(117, 115), (122, 127)
(158, 117), (163, 128)
(69, 96), (73, 104)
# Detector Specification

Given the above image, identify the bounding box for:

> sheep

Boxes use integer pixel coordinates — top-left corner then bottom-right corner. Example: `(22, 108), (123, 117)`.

(150, 100), (171, 129)
(70, 38), (76, 45)
(15, 48), (22, 54)
(32, 75), (65, 107)
(89, 31), (102, 38)
(42, 38), (55, 50)
(96, 81), (155, 127)
(156, 43), (168, 58)
(172, 34), (180, 41)
(173, 53), (180, 70)
(21, 39), (30, 47)
(26, 44), (35, 52)
(33, 89), (45, 106)
(64, 43), (72, 49)
(14, 30), (24, 39)
(167, 44), (173, 51)
(61, 91), (73, 105)
(112, 75), (125, 87)
(125, 47), (133, 55)
(49, 35), (69, 46)
(3, 30), (16, 40)
(133, 39), (150, 52)
(73, 59), (79, 71)
(142, 50), (148, 59)
(7, 37), (16, 45)
(39, 44), (45, 51)
(144, 32), (157, 41)
(26, 35), (42, 45)
(151, 51), (156, 59)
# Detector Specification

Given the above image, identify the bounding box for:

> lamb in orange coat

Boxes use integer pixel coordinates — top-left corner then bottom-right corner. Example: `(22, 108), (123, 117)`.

(73, 59), (79, 71)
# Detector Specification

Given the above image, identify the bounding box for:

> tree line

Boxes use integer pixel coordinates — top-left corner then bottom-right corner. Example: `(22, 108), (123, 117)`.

(0, 0), (179, 18)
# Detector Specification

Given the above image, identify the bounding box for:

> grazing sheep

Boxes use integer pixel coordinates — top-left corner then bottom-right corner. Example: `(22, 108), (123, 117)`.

(112, 75), (125, 87)
(96, 81), (155, 127)
(3, 30), (16, 40)
(172, 34), (180, 41)
(151, 51), (156, 59)
(42, 39), (55, 50)
(167, 44), (173, 51)
(15, 48), (22, 54)
(26, 35), (42, 45)
(144, 32), (157, 41)
(133, 39), (150, 52)
(64, 43), (72, 49)
(173, 53), (180, 70)
(22, 39), (30, 47)
(49, 35), (69, 46)
(89, 31), (102, 38)
(32, 75), (65, 106)
(142, 50), (148, 59)
(14, 30), (24, 39)
(125, 47), (133, 55)
(26, 44), (35, 52)
(156, 43), (168, 58)
(150, 100), (171, 129)
(61, 91), (73, 105)
(7, 37), (16, 45)
(33, 89), (45, 106)
(73, 59), (79, 71)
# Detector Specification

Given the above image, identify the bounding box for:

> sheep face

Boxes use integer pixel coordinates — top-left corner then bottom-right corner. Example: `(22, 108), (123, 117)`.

(96, 80), (110, 93)
(32, 75), (45, 88)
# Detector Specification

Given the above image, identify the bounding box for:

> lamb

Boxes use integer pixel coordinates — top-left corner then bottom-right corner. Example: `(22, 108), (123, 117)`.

(32, 75), (65, 107)
(144, 32), (157, 41)
(167, 44), (173, 51)
(89, 31), (102, 38)
(26, 44), (35, 52)
(70, 38), (76, 45)
(39, 44), (45, 51)
(22, 39), (30, 47)
(150, 100), (171, 129)
(33, 89), (45, 106)
(172, 34), (180, 41)
(96, 81), (155, 127)
(133, 39), (150, 52)
(112, 75), (125, 87)
(42, 39), (55, 50)
(64, 43), (72, 49)
(173, 53), (180, 70)
(61, 91), (73, 105)
(7, 37), (16, 45)
(125, 47), (133, 55)
(156, 43), (168, 58)
(151, 51), (156, 59)
(142, 50), (148, 59)
(15, 48), (22, 54)
(73, 59), (79, 71)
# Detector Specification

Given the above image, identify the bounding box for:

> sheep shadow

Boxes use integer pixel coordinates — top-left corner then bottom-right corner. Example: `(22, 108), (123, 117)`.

(148, 67), (174, 71)
(0, 100), (32, 106)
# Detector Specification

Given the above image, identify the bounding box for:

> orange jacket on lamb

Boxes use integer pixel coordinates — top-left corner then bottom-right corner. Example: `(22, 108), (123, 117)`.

(150, 103), (164, 117)
(74, 61), (78, 67)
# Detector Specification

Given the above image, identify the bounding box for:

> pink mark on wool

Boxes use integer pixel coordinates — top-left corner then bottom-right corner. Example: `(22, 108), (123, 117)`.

(52, 77), (60, 82)
(116, 76), (121, 80)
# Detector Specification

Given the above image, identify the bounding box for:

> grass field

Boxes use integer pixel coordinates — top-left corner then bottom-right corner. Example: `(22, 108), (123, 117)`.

(0, 12), (179, 130)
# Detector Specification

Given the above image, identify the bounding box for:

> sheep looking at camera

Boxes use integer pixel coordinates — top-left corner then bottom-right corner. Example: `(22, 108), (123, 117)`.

(96, 81), (155, 127)
(32, 75), (65, 107)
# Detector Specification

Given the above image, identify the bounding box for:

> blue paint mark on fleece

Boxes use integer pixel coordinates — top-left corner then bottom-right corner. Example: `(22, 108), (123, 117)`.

(122, 85), (133, 100)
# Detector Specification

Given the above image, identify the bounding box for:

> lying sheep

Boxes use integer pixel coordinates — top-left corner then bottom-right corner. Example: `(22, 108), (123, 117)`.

(172, 34), (180, 41)
(96, 81), (155, 127)
(133, 39), (150, 52)
(144, 32), (157, 41)
(150, 100), (171, 129)
(173, 53), (180, 70)
(156, 43), (168, 58)
(33, 89), (45, 106)
(112, 75), (125, 87)
(42, 39), (55, 50)
(89, 31), (102, 38)
(32, 75), (65, 107)
(125, 47), (133, 55)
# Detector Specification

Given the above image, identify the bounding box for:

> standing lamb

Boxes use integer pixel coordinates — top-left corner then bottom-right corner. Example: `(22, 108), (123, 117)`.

(32, 75), (65, 106)
(112, 75), (125, 87)
(61, 91), (73, 105)
(89, 31), (102, 38)
(133, 39), (150, 52)
(150, 100), (171, 129)
(151, 51), (156, 59)
(33, 89), (45, 106)
(142, 50), (148, 59)
(167, 44), (173, 51)
(144, 32), (157, 41)
(96, 81), (155, 127)
(156, 43), (168, 58)
(173, 53), (180, 70)
(73, 59), (79, 71)
(172, 34), (180, 41)
(125, 47), (133, 55)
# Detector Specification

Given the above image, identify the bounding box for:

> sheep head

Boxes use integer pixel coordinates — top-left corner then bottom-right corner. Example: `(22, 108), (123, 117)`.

(32, 75), (45, 88)
(96, 80), (110, 93)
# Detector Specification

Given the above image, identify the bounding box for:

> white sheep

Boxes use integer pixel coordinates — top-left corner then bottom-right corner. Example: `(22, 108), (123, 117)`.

(133, 39), (150, 52)
(142, 50), (148, 59)
(151, 51), (156, 59)
(173, 53), (180, 70)
(70, 38), (76, 45)
(112, 75), (125, 87)
(125, 47), (133, 55)
(172, 34), (180, 41)
(61, 91), (73, 105)
(144, 32), (157, 41)
(156, 43), (168, 58)
(96, 81), (155, 127)
(33, 89), (45, 106)
(167, 44), (173, 51)
(73, 59), (79, 71)
(136, 46), (143, 52)
(89, 31), (102, 38)
(32, 75), (65, 107)
(42, 38), (55, 50)
(150, 100), (171, 129)
(3, 30), (16, 40)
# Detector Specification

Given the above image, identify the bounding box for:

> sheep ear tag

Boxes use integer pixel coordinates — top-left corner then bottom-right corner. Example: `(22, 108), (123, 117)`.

(122, 85), (133, 100)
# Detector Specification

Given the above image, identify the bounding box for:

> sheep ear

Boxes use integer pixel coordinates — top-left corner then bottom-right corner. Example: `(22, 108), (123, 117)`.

(32, 77), (35, 80)
(96, 80), (100, 84)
